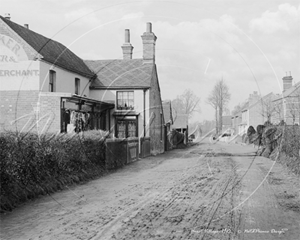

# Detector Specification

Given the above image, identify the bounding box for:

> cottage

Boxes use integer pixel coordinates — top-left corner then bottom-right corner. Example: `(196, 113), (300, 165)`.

(85, 23), (165, 155)
(0, 15), (114, 134)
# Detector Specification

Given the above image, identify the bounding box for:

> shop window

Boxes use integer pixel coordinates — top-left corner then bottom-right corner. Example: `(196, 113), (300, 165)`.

(75, 78), (80, 95)
(117, 91), (134, 110)
(49, 70), (56, 92)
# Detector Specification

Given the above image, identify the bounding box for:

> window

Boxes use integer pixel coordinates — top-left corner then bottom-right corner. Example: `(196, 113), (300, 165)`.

(117, 91), (134, 110)
(116, 119), (137, 138)
(49, 70), (56, 92)
(75, 78), (80, 95)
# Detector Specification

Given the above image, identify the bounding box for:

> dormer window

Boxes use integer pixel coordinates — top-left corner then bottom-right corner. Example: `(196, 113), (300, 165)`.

(117, 91), (134, 110)
(49, 70), (56, 92)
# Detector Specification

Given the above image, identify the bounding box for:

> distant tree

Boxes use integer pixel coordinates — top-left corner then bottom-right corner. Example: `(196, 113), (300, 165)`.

(259, 95), (276, 123)
(171, 89), (201, 121)
(287, 89), (300, 124)
(232, 102), (245, 115)
(207, 79), (231, 134)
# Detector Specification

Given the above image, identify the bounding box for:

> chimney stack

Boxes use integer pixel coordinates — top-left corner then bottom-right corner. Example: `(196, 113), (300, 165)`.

(121, 29), (133, 60)
(141, 22), (157, 64)
(4, 13), (11, 20)
(282, 75), (293, 91)
(24, 24), (29, 29)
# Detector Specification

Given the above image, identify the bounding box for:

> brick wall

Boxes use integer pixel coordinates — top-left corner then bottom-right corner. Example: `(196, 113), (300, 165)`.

(0, 90), (39, 132)
(0, 91), (62, 134)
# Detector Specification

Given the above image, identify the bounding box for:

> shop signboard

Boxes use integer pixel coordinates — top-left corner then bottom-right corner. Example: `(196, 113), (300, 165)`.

(0, 34), (40, 91)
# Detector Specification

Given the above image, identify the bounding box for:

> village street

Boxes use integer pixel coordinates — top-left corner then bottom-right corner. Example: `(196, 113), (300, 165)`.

(1, 138), (300, 240)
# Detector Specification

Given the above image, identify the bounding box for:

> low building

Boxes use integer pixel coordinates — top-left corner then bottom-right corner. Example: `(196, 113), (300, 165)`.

(0, 15), (114, 134)
(172, 114), (188, 144)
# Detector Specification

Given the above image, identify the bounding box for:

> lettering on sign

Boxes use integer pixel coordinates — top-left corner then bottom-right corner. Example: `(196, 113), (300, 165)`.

(0, 70), (39, 77)
(0, 34), (29, 62)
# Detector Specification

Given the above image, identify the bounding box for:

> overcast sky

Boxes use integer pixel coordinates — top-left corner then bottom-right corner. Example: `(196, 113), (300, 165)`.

(2, 0), (299, 122)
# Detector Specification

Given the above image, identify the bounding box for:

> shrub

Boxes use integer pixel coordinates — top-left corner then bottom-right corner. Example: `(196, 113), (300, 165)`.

(0, 130), (107, 212)
(262, 125), (300, 175)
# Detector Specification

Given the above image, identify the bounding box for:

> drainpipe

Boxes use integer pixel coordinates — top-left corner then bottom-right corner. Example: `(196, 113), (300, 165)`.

(143, 89), (146, 137)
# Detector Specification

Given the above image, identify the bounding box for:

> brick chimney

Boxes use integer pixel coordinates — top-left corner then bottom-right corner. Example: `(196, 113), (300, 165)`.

(24, 24), (29, 29)
(4, 13), (11, 20)
(121, 29), (133, 60)
(141, 22), (157, 64)
(282, 75), (293, 91)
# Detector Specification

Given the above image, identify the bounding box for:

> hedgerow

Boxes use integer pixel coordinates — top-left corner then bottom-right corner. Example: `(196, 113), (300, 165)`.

(258, 125), (300, 175)
(0, 130), (108, 212)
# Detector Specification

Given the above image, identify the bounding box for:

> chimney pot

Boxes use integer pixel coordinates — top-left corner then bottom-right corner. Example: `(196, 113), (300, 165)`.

(146, 22), (152, 33)
(24, 24), (29, 29)
(282, 75), (293, 91)
(4, 13), (11, 20)
(121, 29), (133, 60)
(125, 29), (130, 43)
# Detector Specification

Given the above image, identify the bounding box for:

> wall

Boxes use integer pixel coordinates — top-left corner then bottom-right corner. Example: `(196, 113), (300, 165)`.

(0, 90), (39, 132)
(39, 61), (90, 96)
(149, 66), (164, 155)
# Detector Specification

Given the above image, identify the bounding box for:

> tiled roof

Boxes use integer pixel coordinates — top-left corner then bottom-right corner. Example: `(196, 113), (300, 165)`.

(85, 59), (153, 88)
(173, 114), (188, 129)
(162, 100), (173, 124)
(1, 16), (95, 78)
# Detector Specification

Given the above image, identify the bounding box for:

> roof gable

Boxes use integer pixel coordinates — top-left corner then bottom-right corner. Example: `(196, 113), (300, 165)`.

(85, 59), (153, 88)
(1, 15), (94, 78)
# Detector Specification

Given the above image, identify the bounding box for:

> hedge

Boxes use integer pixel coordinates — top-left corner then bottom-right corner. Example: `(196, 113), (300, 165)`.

(248, 125), (300, 175)
(0, 130), (108, 212)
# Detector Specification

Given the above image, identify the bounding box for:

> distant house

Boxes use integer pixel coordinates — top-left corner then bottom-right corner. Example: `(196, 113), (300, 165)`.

(231, 91), (276, 135)
(0, 14), (114, 133)
(85, 23), (165, 155)
(272, 75), (300, 125)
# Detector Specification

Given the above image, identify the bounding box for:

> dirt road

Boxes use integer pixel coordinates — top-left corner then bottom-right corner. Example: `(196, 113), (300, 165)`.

(1, 139), (300, 240)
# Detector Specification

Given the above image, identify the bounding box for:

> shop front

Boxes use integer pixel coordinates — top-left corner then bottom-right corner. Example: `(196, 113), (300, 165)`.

(61, 95), (114, 133)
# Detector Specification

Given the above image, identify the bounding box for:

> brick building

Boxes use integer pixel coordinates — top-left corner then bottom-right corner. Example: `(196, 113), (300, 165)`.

(0, 14), (113, 134)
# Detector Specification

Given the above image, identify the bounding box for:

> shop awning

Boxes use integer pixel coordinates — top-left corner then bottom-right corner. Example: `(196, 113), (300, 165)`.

(61, 94), (115, 112)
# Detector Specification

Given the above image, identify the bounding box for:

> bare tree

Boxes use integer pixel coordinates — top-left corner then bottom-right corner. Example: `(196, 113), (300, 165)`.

(286, 88), (300, 124)
(206, 91), (219, 134)
(171, 89), (201, 121)
(260, 95), (276, 123)
(207, 79), (231, 134)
